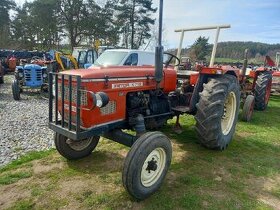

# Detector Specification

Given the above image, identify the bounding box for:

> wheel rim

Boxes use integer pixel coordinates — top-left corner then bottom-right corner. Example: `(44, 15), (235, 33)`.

(141, 148), (166, 187)
(66, 137), (93, 151)
(221, 92), (237, 135)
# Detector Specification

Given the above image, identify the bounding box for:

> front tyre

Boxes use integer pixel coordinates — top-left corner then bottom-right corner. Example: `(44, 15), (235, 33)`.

(242, 95), (255, 122)
(195, 75), (240, 150)
(122, 132), (172, 200)
(54, 133), (99, 160)
(12, 80), (20, 100)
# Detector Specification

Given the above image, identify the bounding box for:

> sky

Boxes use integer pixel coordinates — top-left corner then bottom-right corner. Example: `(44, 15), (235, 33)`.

(14, 0), (280, 49)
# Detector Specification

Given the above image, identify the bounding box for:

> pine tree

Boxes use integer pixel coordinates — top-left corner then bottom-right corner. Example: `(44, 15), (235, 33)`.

(116, 0), (157, 49)
(57, 0), (88, 49)
(189, 36), (210, 62)
(0, 0), (15, 47)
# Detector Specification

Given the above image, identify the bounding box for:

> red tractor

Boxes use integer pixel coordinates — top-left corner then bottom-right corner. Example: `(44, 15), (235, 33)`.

(239, 51), (273, 122)
(49, 0), (241, 200)
(266, 53), (280, 94)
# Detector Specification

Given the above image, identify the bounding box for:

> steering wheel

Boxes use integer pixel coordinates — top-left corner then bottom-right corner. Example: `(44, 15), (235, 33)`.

(31, 56), (41, 60)
(163, 52), (180, 68)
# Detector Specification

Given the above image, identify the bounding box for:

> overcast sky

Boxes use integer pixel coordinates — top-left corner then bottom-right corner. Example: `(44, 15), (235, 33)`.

(15, 0), (280, 48)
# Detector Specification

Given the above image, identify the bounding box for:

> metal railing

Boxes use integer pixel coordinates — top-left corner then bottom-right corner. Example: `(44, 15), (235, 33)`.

(49, 72), (82, 133)
(48, 72), (126, 141)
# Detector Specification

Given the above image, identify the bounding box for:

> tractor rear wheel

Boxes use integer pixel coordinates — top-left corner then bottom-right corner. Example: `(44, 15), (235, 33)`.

(12, 80), (20, 100)
(242, 95), (255, 122)
(195, 75), (240, 150)
(254, 72), (272, 111)
(122, 132), (172, 200)
(54, 133), (99, 160)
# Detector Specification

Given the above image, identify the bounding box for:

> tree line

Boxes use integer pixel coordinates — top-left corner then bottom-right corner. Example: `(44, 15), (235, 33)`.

(169, 39), (280, 63)
(0, 0), (157, 51)
(215, 41), (280, 60)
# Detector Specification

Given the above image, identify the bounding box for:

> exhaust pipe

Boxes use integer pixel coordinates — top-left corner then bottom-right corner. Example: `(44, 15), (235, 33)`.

(241, 49), (249, 88)
(241, 49), (249, 78)
(155, 0), (164, 87)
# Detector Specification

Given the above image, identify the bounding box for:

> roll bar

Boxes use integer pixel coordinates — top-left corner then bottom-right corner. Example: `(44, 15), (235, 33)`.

(175, 25), (231, 67)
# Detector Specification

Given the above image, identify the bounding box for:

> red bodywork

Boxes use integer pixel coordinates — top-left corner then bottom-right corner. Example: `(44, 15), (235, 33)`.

(59, 65), (239, 129)
(272, 71), (280, 92)
(8, 57), (17, 72)
(60, 66), (176, 129)
(265, 56), (276, 67)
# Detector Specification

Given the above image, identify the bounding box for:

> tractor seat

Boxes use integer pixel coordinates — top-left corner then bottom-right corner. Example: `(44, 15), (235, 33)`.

(239, 68), (252, 76)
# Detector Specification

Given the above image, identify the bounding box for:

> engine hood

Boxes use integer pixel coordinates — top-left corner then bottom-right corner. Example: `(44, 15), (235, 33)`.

(61, 66), (157, 79)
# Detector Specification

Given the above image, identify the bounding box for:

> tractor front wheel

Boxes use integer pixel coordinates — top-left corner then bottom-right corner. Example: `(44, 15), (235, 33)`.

(12, 80), (20, 100)
(0, 76), (4, 84)
(122, 132), (172, 200)
(242, 95), (255, 122)
(195, 75), (240, 150)
(254, 72), (272, 111)
(54, 133), (100, 160)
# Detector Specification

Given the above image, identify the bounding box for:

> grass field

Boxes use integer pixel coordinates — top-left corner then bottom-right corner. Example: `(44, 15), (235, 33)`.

(0, 96), (280, 210)
(214, 57), (264, 65)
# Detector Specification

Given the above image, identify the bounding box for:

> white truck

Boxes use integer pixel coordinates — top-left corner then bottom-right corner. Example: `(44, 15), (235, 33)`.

(90, 49), (155, 67)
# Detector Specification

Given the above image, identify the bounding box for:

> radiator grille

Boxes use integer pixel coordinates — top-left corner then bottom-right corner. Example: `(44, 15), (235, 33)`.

(100, 101), (116, 115)
(36, 69), (42, 81)
(24, 69), (42, 81)
(24, 69), (31, 81)
(58, 84), (88, 106)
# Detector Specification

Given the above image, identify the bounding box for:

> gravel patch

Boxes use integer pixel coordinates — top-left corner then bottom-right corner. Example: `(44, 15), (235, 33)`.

(0, 74), (54, 167)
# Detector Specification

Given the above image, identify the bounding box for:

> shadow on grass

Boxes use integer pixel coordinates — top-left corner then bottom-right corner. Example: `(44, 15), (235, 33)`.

(66, 149), (124, 175)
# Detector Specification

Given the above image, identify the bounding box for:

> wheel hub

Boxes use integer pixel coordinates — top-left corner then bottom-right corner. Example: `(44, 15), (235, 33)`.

(146, 158), (158, 173)
(141, 148), (166, 187)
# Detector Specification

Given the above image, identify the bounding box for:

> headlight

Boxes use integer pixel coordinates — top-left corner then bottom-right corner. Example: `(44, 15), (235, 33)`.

(95, 92), (109, 108)
(18, 72), (24, 78)
(43, 73), (48, 78)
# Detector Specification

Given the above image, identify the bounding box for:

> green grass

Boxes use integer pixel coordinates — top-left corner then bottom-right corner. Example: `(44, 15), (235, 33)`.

(0, 96), (280, 209)
(0, 171), (32, 185)
(6, 199), (35, 210)
(214, 57), (264, 65)
(0, 150), (54, 173)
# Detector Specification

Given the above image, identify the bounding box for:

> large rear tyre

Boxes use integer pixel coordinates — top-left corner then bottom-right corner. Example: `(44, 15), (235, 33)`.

(12, 80), (20, 100)
(195, 75), (240, 150)
(242, 95), (255, 122)
(122, 132), (172, 200)
(254, 72), (272, 111)
(54, 133), (99, 160)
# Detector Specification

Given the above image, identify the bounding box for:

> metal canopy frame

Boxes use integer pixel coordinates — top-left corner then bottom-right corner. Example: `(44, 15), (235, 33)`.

(175, 24), (231, 67)
(276, 52), (280, 68)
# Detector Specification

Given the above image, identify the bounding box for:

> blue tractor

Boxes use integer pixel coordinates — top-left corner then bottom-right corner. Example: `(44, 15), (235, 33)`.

(12, 64), (49, 100)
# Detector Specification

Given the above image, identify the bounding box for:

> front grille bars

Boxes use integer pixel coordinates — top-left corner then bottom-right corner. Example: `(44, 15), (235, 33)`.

(48, 72), (126, 141)
(49, 73), (81, 133)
